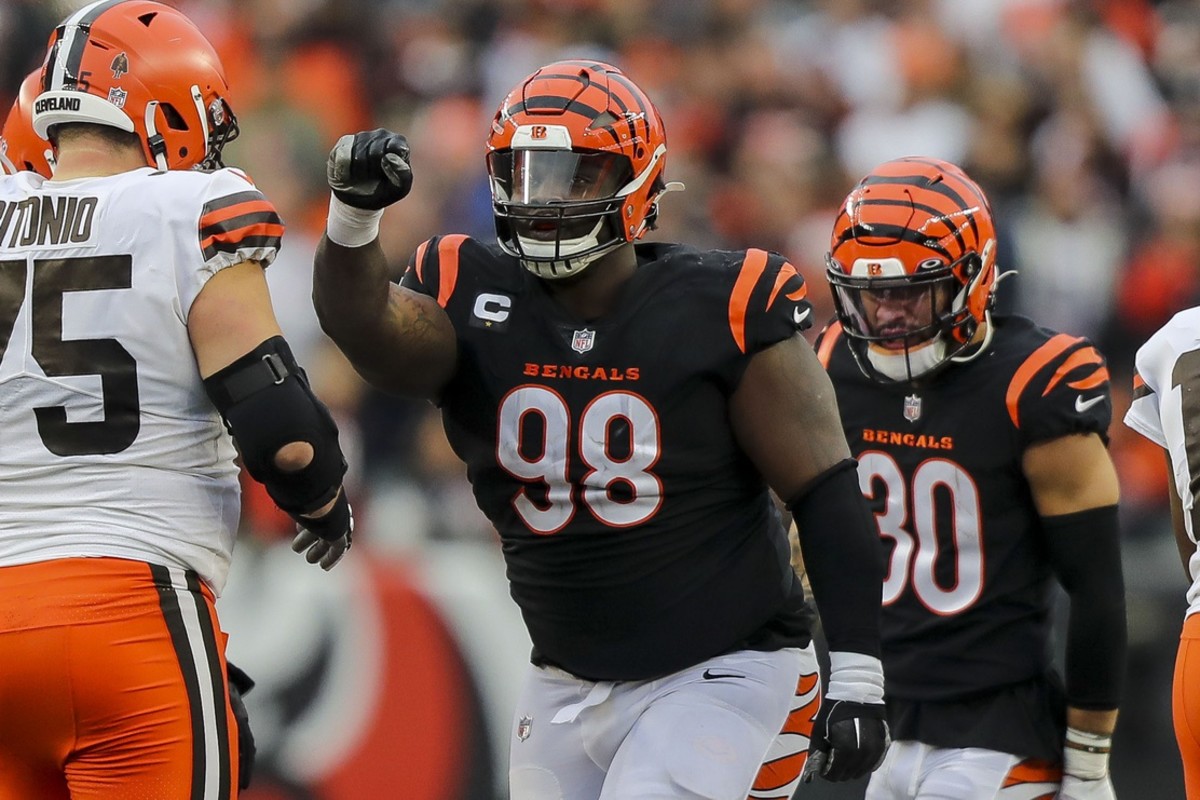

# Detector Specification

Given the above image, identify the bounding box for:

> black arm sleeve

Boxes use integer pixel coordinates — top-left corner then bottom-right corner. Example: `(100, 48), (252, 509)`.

(788, 459), (884, 657)
(1042, 504), (1127, 709)
(204, 336), (348, 529)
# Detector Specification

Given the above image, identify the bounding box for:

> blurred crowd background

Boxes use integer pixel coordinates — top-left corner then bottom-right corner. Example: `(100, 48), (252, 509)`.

(3, 0), (1198, 797)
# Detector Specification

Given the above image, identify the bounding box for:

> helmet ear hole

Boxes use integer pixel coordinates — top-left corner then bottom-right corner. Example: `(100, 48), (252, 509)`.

(159, 103), (188, 131)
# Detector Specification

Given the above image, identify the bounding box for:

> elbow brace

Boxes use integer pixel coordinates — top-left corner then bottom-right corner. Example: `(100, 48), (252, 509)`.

(787, 459), (884, 658)
(1042, 504), (1126, 709)
(204, 337), (348, 524)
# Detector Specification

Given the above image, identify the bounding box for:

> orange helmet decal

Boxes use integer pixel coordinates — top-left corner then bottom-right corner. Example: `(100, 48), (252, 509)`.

(34, 0), (238, 171)
(485, 60), (675, 279)
(830, 156), (994, 276)
(1, 71), (54, 176)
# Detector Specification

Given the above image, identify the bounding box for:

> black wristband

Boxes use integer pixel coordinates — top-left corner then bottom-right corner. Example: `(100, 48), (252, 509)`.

(294, 491), (352, 543)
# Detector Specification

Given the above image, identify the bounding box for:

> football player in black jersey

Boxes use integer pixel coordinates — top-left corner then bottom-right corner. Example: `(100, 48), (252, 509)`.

(816, 157), (1127, 800)
(311, 60), (890, 799)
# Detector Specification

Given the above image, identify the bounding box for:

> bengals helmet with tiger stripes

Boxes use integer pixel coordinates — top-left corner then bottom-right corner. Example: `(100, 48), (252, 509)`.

(486, 60), (681, 279)
(826, 156), (998, 383)
(32, 0), (238, 172)
(2, 71), (54, 176)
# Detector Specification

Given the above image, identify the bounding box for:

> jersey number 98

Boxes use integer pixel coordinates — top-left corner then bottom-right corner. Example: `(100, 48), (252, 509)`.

(497, 386), (663, 534)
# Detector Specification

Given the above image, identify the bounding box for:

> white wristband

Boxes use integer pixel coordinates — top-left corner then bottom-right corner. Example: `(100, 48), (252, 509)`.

(1064, 727), (1111, 780)
(825, 651), (885, 705)
(325, 192), (384, 248)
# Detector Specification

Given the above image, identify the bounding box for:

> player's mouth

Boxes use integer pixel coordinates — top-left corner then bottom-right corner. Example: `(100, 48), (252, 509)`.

(877, 329), (909, 350)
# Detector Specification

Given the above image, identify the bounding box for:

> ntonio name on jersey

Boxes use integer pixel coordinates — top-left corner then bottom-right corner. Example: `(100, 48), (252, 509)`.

(0, 195), (97, 248)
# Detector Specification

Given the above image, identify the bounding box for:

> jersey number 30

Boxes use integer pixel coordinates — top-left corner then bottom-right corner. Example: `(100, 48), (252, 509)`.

(858, 451), (984, 615)
(497, 386), (663, 534)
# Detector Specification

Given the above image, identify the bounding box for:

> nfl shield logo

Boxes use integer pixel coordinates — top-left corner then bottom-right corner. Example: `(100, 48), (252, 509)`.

(571, 328), (595, 354)
(903, 394), (922, 422)
(106, 87), (128, 109)
(517, 715), (533, 742)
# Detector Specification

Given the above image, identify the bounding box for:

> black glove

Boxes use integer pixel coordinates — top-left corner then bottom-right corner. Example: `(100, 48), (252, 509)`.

(291, 492), (354, 570)
(326, 128), (413, 210)
(226, 661), (257, 791)
(801, 699), (890, 783)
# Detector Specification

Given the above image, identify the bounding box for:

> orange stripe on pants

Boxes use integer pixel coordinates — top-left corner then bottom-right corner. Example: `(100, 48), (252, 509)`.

(0, 557), (237, 799)
(1176, 613), (1200, 799)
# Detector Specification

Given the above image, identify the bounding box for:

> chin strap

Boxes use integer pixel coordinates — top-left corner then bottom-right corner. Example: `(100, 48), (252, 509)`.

(143, 101), (169, 170)
(949, 309), (996, 366)
(950, 268), (1014, 366)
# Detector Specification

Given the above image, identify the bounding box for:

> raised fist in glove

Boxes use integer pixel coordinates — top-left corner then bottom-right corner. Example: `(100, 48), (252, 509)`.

(801, 699), (891, 783)
(291, 492), (353, 571)
(327, 129), (412, 210)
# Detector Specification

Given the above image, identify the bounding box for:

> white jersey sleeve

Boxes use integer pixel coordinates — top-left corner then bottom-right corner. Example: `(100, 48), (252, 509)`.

(1125, 307), (1200, 615)
(0, 167), (284, 594)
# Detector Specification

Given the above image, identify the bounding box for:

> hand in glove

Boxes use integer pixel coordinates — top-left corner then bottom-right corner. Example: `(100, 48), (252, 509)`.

(327, 129), (413, 211)
(801, 699), (890, 783)
(1058, 774), (1117, 800)
(290, 491), (353, 571)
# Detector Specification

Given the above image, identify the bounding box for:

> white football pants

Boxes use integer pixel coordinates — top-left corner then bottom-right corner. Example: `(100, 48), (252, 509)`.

(865, 740), (1061, 800)
(508, 645), (813, 800)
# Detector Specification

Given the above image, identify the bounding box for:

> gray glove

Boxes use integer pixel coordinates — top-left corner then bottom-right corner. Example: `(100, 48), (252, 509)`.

(291, 499), (353, 571)
(327, 129), (413, 210)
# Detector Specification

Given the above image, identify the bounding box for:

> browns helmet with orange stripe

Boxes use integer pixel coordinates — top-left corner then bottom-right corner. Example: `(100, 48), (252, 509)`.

(486, 60), (683, 280)
(32, 0), (238, 172)
(825, 157), (999, 383)
(2, 71), (55, 177)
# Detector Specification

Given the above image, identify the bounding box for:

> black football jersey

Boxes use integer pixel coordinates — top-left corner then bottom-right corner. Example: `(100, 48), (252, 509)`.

(401, 237), (814, 681)
(817, 315), (1112, 703)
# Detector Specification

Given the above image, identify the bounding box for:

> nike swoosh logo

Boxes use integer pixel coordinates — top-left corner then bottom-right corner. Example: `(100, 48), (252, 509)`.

(1075, 395), (1105, 413)
(702, 669), (744, 680)
(792, 306), (811, 325)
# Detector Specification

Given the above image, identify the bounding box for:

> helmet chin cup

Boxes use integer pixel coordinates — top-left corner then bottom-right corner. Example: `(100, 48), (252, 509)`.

(519, 244), (616, 280)
(863, 337), (948, 383)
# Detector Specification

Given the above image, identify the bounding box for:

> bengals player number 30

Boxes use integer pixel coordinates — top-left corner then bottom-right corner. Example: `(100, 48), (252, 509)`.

(817, 156), (1126, 800)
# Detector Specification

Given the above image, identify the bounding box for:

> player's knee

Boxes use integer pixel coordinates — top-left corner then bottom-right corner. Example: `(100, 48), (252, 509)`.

(662, 714), (774, 799)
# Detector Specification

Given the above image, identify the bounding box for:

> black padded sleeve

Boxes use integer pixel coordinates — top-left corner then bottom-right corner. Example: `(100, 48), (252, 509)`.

(204, 336), (348, 526)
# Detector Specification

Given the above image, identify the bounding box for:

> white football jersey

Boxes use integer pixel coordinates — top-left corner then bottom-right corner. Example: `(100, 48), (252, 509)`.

(0, 166), (283, 594)
(1125, 307), (1200, 616)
